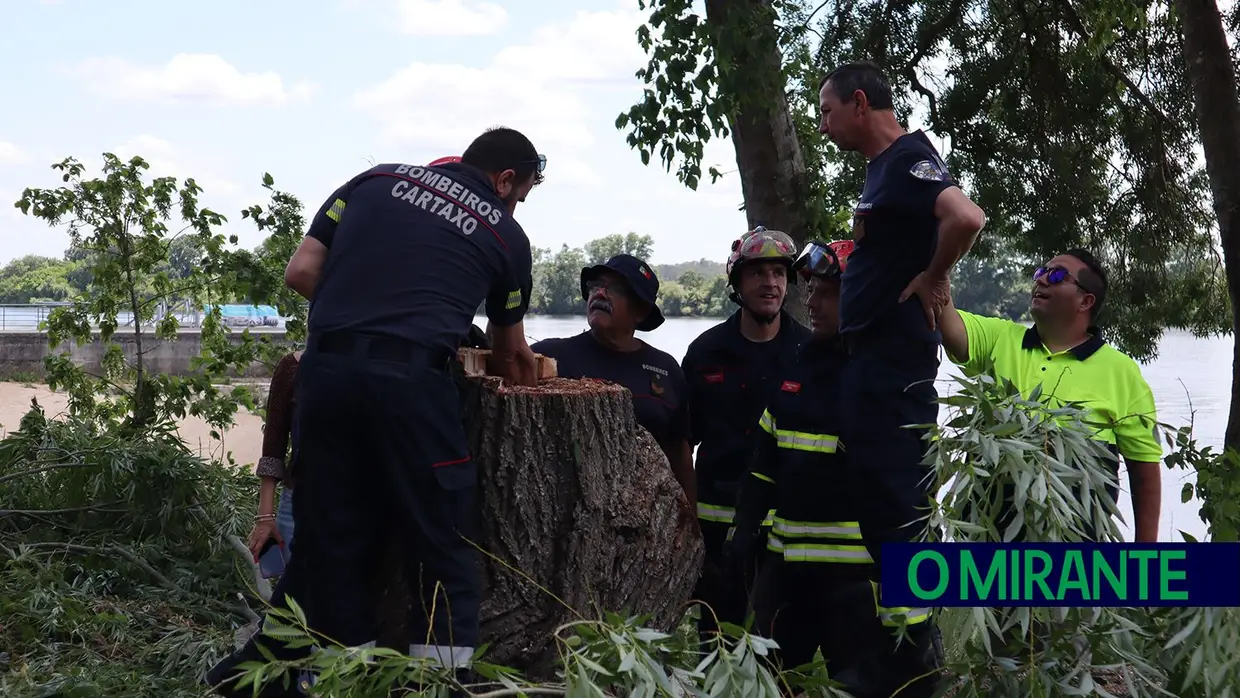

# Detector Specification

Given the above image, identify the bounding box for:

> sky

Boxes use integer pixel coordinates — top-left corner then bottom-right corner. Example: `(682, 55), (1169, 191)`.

(0, 0), (792, 267)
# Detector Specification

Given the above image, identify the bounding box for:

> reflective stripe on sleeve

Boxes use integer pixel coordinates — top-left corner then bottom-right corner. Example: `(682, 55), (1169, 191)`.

(772, 429), (838, 453)
(326, 198), (346, 222)
(696, 502), (735, 524)
(871, 581), (931, 627)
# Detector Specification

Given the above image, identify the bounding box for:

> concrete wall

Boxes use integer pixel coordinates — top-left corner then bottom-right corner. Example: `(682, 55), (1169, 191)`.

(0, 330), (290, 379)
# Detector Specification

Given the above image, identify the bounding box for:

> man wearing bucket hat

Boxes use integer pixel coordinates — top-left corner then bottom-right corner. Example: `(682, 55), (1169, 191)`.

(531, 254), (696, 507)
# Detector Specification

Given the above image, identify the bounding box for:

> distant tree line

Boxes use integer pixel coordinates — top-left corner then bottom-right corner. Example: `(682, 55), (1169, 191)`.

(0, 231), (1037, 321)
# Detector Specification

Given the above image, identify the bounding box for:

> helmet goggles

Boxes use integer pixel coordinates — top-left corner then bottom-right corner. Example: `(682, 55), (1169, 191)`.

(792, 241), (843, 280)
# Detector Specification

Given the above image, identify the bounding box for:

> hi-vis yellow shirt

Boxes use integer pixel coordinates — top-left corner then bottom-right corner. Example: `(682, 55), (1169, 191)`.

(949, 312), (1163, 463)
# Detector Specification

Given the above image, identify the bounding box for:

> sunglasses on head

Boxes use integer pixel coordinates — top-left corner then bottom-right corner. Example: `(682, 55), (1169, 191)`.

(524, 154), (547, 173)
(1034, 266), (1092, 293)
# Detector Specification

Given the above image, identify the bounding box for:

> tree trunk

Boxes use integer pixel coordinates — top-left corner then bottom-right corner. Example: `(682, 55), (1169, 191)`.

(1174, 0), (1240, 454)
(374, 360), (704, 678)
(704, 0), (814, 322)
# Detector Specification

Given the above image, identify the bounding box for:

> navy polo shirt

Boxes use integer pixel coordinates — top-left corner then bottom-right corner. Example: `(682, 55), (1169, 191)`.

(531, 331), (690, 445)
(304, 162), (533, 354)
(841, 130), (957, 342)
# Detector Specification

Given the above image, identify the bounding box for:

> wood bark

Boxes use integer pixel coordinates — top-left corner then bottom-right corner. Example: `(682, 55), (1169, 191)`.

(703, 0), (814, 323)
(374, 355), (704, 678)
(1174, 0), (1240, 454)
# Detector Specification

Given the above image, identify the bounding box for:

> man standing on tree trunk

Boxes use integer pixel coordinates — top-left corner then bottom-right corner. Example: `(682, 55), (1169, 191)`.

(280, 127), (543, 690)
(680, 228), (809, 640)
(818, 61), (986, 697)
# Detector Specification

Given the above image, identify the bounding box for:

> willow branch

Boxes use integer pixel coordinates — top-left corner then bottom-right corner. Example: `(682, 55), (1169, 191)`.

(0, 461), (92, 484)
(227, 533), (273, 603)
(24, 542), (178, 591)
(0, 501), (123, 518)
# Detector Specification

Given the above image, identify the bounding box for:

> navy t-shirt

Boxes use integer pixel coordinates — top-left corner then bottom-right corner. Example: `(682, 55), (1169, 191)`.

(531, 331), (690, 445)
(304, 162), (533, 354)
(841, 130), (956, 342)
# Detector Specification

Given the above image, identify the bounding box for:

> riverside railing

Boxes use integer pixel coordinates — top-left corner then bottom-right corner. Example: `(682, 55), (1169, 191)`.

(0, 304), (287, 332)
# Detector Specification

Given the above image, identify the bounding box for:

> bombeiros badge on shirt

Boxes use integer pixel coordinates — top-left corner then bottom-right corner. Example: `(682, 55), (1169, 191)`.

(649, 368), (665, 396)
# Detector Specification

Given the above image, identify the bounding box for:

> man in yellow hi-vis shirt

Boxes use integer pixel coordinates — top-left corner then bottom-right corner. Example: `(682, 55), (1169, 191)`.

(941, 248), (1163, 542)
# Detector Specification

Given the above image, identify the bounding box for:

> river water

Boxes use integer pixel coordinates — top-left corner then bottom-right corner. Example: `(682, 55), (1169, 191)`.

(1, 303), (1228, 541)
(506, 314), (1232, 544)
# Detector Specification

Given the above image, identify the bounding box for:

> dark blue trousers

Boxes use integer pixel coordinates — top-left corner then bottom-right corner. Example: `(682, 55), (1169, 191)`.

(292, 330), (481, 665)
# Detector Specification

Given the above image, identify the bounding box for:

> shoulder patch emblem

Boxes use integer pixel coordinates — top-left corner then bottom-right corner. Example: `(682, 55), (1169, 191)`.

(909, 159), (946, 182)
(780, 381), (802, 393)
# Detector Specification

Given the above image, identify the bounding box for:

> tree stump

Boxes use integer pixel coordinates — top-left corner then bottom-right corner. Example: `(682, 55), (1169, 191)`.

(374, 351), (704, 678)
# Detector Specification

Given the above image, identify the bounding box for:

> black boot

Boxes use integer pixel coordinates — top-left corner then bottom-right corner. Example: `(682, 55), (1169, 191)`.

(886, 623), (946, 698)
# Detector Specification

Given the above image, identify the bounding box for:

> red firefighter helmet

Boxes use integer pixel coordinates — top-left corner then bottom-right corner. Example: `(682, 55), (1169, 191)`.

(428, 155), (462, 166)
(792, 239), (855, 280)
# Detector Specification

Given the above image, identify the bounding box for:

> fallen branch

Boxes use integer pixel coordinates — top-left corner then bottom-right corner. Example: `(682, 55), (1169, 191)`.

(0, 461), (93, 484)
(226, 533), (273, 603)
(23, 541), (179, 592)
(0, 501), (124, 518)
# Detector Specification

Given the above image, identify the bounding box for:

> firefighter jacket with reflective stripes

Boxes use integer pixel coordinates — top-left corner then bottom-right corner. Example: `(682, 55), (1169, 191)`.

(739, 337), (874, 566)
(682, 309), (810, 526)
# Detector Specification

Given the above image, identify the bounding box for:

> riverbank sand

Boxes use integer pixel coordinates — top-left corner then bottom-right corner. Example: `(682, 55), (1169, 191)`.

(0, 381), (266, 467)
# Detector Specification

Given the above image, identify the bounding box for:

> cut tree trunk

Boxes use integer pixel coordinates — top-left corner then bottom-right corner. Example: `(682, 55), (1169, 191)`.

(704, 0), (815, 323)
(1174, 0), (1240, 455)
(374, 351), (704, 678)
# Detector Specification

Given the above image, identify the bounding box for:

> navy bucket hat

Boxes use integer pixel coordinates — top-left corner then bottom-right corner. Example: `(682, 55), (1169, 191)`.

(579, 254), (665, 332)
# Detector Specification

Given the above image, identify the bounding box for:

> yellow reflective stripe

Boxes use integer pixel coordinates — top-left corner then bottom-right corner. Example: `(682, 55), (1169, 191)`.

(761, 508), (775, 528)
(871, 582), (931, 626)
(758, 409), (776, 435)
(772, 429), (838, 453)
(326, 198), (346, 222)
(752, 471), (775, 484)
(781, 544), (873, 564)
(772, 518), (863, 540)
(765, 535), (871, 563)
(505, 289), (522, 310)
(697, 502), (734, 523)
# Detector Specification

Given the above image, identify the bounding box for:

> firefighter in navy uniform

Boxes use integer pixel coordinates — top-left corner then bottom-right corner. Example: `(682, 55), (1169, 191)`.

(681, 228), (809, 639)
(818, 61), (986, 697)
(724, 240), (889, 697)
(279, 127), (544, 691)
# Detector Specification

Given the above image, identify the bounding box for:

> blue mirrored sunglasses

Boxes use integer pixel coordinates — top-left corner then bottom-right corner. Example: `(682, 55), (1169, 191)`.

(1034, 266), (1091, 293)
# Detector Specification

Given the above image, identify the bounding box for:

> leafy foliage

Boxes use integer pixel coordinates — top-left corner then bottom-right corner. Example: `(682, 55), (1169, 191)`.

(619, 0), (1235, 362)
(0, 405), (256, 697)
(229, 602), (860, 698)
(13, 155), (308, 433)
(924, 366), (1240, 696)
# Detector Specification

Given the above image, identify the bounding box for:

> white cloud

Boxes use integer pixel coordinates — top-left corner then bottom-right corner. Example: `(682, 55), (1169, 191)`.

(71, 54), (315, 108)
(0, 142), (28, 165)
(352, 4), (648, 187)
(393, 0), (507, 35)
(110, 134), (241, 200)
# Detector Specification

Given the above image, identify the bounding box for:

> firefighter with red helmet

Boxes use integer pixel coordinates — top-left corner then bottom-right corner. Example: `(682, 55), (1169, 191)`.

(724, 239), (890, 697)
(681, 227), (811, 640)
